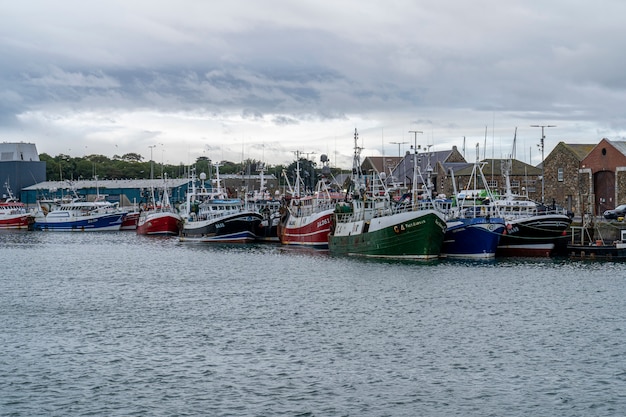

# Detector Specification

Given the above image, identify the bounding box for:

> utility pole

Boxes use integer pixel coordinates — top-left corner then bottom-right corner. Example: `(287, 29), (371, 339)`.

(530, 124), (556, 204)
(390, 141), (408, 158)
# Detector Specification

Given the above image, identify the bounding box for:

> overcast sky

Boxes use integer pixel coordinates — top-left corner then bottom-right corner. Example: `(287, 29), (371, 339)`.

(2, 1), (625, 168)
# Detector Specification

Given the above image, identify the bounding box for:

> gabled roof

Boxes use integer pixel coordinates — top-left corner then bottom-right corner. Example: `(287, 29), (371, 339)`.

(422, 149), (456, 165)
(442, 162), (473, 175)
(561, 143), (595, 160)
(608, 139), (626, 156)
(453, 159), (540, 177)
(361, 156), (402, 173)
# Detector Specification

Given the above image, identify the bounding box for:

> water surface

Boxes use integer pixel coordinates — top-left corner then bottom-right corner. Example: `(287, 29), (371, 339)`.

(1, 231), (625, 416)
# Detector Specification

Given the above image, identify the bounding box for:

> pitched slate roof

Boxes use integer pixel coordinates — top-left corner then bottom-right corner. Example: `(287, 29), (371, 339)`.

(608, 140), (626, 156)
(361, 156), (403, 173)
(452, 159), (540, 177)
(560, 142), (595, 160)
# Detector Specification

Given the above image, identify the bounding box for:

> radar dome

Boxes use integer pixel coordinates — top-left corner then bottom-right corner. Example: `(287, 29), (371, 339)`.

(200, 172), (207, 180)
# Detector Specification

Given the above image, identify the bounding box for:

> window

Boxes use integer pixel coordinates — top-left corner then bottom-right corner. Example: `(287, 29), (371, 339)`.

(558, 167), (564, 182)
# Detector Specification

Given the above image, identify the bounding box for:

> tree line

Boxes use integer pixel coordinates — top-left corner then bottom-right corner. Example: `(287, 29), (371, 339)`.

(38, 153), (340, 192)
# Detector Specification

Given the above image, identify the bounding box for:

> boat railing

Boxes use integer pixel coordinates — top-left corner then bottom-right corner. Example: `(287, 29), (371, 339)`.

(290, 199), (339, 217)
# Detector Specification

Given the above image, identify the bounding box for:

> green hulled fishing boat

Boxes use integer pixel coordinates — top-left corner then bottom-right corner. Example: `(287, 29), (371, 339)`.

(328, 129), (447, 259)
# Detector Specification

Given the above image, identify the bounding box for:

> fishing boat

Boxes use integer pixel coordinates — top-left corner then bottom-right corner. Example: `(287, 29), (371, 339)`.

(495, 198), (572, 257)
(136, 181), (182, 236)
(494, 131), (572, 256)
(328, 129), (447, 259)
(253, 198), (281, 243)
(0, 181), (34, 230)
(277, 153), (343, 249)
(33, 196), (125, 231)
(120, 209), (139, 230)
(179, 165), (262, 243)
(567, 223), (626, 260)
(439, 145), (506, 259)
(246, 162), (281, 243)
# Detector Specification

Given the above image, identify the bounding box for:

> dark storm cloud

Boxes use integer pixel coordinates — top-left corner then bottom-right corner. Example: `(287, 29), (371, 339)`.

(2, 0), (626, 166)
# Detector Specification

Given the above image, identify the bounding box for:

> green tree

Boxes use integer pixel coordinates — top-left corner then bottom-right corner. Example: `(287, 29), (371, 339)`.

(122, 153), (143, 162)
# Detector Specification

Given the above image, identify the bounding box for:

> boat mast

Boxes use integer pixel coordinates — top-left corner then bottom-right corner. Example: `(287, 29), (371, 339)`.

(409, 130), (423, 205)
(213, 162), (224, 195)
(502, 128), (517, 200)
(351, 128), (365, 196)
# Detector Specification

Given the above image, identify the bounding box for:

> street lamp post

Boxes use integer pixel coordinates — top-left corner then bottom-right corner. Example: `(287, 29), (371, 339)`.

(389, 141), (408, 158)
(530, 124), (556, 204)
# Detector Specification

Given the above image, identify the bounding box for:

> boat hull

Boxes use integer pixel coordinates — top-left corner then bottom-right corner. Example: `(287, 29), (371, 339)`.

(441, 217), (506, 259)
(278, 208), (334, 249)
(120, 211), (139, 230)
(567, 243), (626, 260)
(0, 213), (34, 230)
(329, 210), (446, 259)
(255, 216), (280, 243)
(496, 214), (572, 257)
(136, 211), (182, 236)
(180, 211), (263, 243)
(33, 213), (125, 232)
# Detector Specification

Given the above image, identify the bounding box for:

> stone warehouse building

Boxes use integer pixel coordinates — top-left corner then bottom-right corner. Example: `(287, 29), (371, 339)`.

(543, 142), (595, 216)
(543, 138), (626, 217)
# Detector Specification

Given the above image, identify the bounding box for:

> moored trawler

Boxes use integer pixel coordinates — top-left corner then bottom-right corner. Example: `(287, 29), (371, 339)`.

(136, 179), (182, 236)
(179, 165), (262, 243)
(328, 129), (447, 259)
(0, 183), (35, 230)
(495, 205), (572, 257)
(277, 153), (343, 249)
(439, 145), (506, 259)
(33, 198), (125, 232)
(494, 158), (572, 257)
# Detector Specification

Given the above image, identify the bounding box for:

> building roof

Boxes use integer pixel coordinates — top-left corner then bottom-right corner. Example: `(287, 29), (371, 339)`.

(608, 139), (626, 156)
(442, 162), (473, 175)
(362, 156), (403, 173)
(0, 142), (40, 162)
(560, 142), (595, 160)
(24, 178), (190, 191)
(453, 158), (540, 177)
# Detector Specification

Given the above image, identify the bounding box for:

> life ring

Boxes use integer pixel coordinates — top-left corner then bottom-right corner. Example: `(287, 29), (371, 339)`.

(394, 225), (400, 234)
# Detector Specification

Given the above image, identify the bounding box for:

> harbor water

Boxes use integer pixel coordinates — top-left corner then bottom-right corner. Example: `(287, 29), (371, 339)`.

(2, 231), (626, 416)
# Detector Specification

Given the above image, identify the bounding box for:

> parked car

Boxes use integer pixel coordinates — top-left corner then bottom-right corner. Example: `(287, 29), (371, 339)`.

(603, 204), (626, 220)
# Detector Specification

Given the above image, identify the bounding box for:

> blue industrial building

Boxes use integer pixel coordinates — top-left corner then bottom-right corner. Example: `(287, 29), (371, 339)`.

(0, 142), (46, 198)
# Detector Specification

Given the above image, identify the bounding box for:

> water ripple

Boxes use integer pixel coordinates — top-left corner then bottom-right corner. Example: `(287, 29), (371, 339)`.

(2, 231), (626, 416)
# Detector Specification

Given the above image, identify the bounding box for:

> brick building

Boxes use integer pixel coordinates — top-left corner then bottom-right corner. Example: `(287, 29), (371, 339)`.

(578, 138), (626, 216)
